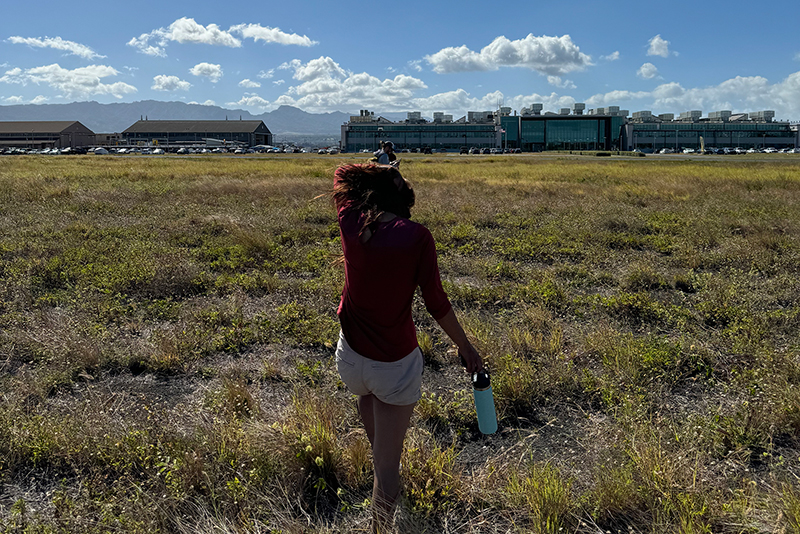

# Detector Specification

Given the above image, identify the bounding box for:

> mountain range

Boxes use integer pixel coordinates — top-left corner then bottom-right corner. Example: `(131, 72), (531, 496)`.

(0, 100), (396, 143)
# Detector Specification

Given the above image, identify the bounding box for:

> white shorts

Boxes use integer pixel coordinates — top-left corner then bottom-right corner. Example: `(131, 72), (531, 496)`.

(335, 331), (423, 406)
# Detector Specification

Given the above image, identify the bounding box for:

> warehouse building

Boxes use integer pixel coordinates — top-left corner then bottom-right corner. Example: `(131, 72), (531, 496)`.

(0, 121), (95, 149)
(122, 119), (272, 148)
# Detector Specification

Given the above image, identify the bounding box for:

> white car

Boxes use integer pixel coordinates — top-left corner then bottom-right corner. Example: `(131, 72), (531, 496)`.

(93, 147), (109, 155)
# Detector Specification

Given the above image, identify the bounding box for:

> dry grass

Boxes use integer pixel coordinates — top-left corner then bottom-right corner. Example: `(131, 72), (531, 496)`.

(1, 153), (799, 532)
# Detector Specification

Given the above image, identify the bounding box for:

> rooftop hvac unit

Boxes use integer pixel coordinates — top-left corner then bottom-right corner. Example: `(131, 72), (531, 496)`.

(560, 108), (570, 115)
(750, 110), (775, 122)
(659, 113), (675, 121)
(633, 111), (653, 118)
(708, 111), (732, 121)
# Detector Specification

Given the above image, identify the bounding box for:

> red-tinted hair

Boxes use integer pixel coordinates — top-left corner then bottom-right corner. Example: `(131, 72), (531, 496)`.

(333, 164), (415, 239)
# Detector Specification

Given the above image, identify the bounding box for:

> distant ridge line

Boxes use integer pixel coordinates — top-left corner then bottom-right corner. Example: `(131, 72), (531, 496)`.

(0, 100), (353, 137)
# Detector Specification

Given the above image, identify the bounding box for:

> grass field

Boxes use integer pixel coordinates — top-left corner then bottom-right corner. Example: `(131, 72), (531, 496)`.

(1, 153), (799, 533)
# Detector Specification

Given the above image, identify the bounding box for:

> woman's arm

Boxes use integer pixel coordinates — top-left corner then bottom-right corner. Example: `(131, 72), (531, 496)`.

(434, 308), (483, 374)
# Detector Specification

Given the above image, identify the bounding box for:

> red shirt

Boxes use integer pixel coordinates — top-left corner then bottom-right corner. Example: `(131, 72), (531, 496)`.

(335, 170), (452, 362)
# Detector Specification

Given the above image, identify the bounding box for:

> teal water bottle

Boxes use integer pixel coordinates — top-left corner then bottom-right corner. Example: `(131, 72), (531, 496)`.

(471, 369), (498, 435)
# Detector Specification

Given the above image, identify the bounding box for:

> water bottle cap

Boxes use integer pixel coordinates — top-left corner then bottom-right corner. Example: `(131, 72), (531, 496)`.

(472, 369), (491, 390)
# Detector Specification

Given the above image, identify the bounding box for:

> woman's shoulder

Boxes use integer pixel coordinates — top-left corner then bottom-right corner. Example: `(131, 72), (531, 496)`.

(393, 218), (434, 244)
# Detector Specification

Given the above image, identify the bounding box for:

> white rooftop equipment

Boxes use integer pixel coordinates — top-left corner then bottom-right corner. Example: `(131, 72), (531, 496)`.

(708, 111), (732, 121)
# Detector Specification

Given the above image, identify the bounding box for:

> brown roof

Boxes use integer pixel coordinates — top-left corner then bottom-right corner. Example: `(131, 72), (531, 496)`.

(0, 121), (93, 133)
(123, 120), (270, 134)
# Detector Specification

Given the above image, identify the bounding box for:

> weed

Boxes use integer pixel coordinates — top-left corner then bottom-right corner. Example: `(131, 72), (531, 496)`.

(402, 430), (463, 515)
(502, 462), (574, 534)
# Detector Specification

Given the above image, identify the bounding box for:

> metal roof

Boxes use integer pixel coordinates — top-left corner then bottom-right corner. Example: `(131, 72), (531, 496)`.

(123, 120), (270, 134)
(0, 121), (92, 133)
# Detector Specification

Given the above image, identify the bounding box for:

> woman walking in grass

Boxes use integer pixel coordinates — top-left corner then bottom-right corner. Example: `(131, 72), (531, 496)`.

(333, 162), (482, 532)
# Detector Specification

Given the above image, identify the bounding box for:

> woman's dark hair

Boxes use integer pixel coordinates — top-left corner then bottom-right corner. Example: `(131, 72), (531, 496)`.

(333, 164), (415, 240)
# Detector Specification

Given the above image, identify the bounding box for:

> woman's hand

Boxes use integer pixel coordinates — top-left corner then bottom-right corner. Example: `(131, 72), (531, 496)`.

(458, 343), (483, 375)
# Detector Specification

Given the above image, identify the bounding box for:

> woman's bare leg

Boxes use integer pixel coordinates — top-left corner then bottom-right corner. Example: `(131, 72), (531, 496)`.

(369, 398), (416, 533)
(358, 394), (376, 448)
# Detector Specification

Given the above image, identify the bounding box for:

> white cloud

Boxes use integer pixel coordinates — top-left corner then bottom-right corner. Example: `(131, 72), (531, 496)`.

(189, 99), (217, 106)
(190, 62), (223, 82)
(128, 17), (240, 56)
(794, 52), (800, 61)
(547, 75), (576, 89)
(584, 71), (800, 118)
(127, 34), (167, 57)
(424, 34), (592, 76)
(127, 18), (316, 57)
(294, 57), (348, 82)
(272, 56), (427, 112)
(228, 23), (317, 46)
(273, 80), (286, 86)
(239, 78), (261, 88)
(258, 69), (275, 79)
(585, 89), (650, 108)
(226, 93), (270, 110)
(152, 74), (191, 91)
(409, 60), (423, 72)
(7, 36), (105, 59)
(637, 62), (659, 79)
(0, 63), (137, 99)
(2, 94), (50, 105)
(401, 88), (578, 119)
(647, 35), (671, 58)
(166, 17), (240, 46)
(600, 51), (620, 61)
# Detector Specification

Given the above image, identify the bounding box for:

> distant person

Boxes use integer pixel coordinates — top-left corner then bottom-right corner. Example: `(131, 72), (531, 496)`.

(373, 141), (396, 164)
(332, 163), (482, 533)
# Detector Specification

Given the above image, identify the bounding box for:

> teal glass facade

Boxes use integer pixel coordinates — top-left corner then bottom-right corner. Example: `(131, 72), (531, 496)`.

(501, 116), (625, 151)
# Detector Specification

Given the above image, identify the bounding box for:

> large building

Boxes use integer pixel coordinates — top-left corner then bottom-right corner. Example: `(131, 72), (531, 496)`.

(341, 105), (798, 153)
(341, 105), (626, 152)
(623, 110), (798, 151)
(341, 110), (501, 152)
(0, 121), (95, 149)
(501, 103), (626, 151)
(122, 119), (272, 148)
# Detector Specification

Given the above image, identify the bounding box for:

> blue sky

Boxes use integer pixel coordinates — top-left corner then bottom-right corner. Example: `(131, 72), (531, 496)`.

(2, 0), (800, 120)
